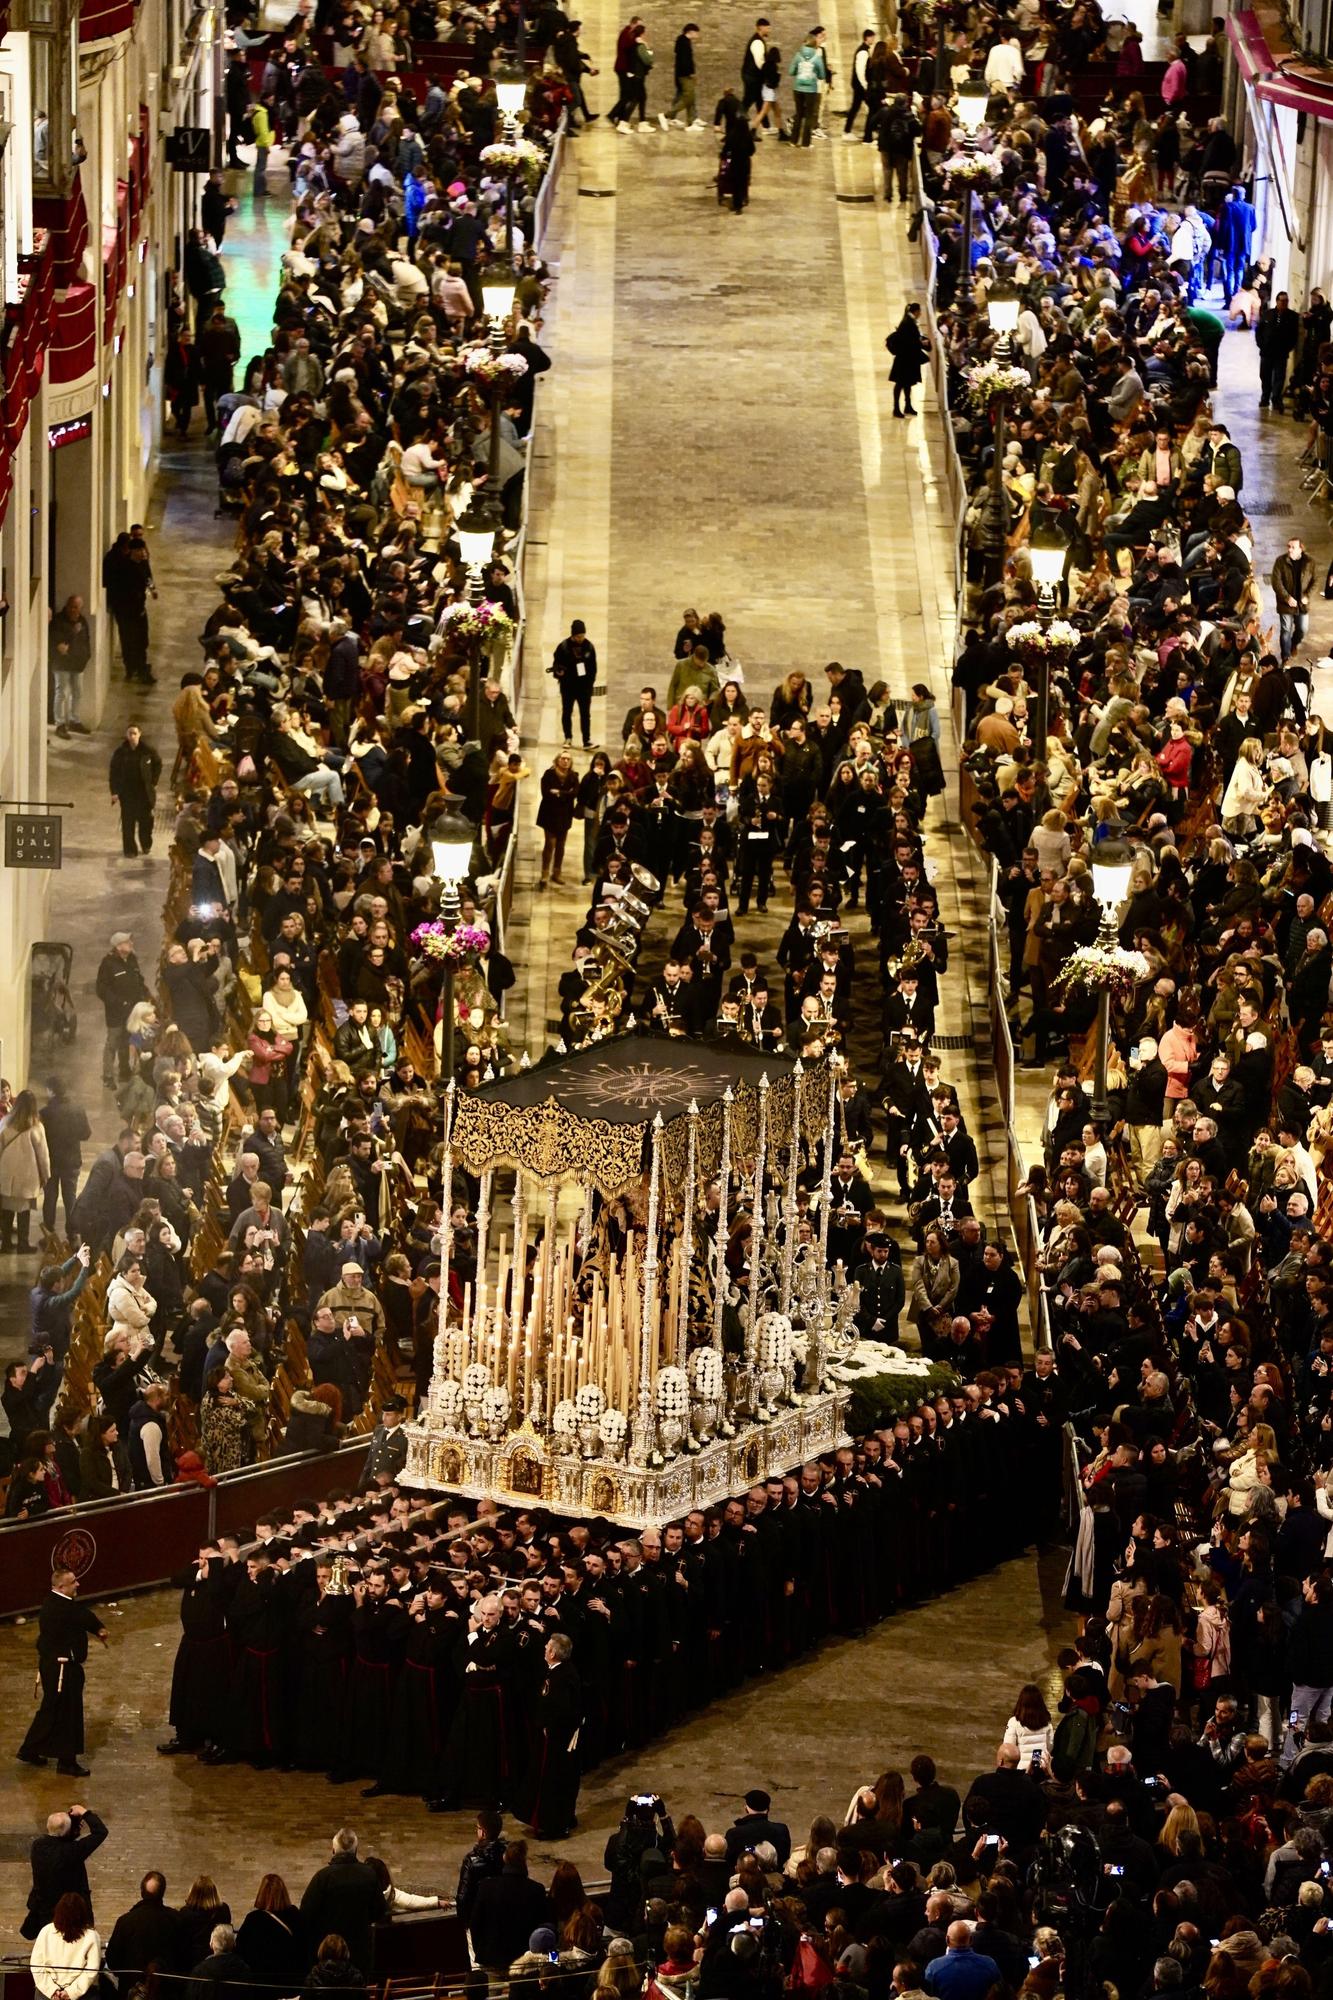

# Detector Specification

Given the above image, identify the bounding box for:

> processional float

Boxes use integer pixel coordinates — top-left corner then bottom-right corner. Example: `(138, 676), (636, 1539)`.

(402, 1033), (855, 1528)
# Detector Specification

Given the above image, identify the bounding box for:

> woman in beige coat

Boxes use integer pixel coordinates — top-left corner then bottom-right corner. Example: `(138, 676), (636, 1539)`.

(0, 1091), (49, 1252)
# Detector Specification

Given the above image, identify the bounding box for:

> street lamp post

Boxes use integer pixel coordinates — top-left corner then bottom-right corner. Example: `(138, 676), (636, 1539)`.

(983, 275), (1019, 588)
(493, 69), (527, 258)
(454, 505), (497, 743)
(432, 810), (476, 1083)
(1027, 519), (1067, 763)
(478, 267), (518, 518)
(1088, 836), (1133, 1125)
(954, 76), (989, 282)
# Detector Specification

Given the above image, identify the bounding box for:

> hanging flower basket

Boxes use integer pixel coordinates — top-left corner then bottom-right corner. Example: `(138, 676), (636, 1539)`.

(1006, 618), (1080, 653)
(438, 599), (515, 643)
(460, 345), (530, 386)
(413, 920), (492, 961)
(943, 151), (1002, 182)
(1053, 943), (1149, 998)
(965, 359), (1030, 408)
(480, 138), (547, 184)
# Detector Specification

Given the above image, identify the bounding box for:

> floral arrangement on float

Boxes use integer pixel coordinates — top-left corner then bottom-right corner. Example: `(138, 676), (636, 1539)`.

(411, 919), (491, 961)
(1053, 941), (1149, 997)
(438, 599), (515, 641)
(1006, 618), (1080, 652)
(480, 138), (546, 183)
(460, 344), (530, 386)
(965, 358), (1031, 407)
(942, 150), (1002, 182)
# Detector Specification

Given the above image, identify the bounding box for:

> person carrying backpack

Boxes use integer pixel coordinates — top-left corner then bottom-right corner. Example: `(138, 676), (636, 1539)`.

(877, 92), (920, 201)
(788, 28), (827, 147)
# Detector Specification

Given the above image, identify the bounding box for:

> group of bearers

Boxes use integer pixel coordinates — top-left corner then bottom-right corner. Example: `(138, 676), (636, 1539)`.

(148, 1361), (1069, 1830)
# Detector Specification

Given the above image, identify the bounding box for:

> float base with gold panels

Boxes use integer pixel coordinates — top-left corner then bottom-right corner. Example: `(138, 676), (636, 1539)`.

(402, 1391), (851, 1530)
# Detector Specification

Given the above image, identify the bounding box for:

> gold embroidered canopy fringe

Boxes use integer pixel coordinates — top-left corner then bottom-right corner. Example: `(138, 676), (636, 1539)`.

(448, 1031), (832, 1196)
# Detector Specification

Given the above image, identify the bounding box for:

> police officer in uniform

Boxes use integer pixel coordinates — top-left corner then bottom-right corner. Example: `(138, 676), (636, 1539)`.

(364, 1395), (409, 1482)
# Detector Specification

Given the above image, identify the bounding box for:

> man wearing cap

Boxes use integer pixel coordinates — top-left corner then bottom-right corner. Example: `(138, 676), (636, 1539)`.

(365, 1395), (409, 1483)
(95, 932), (150, 1091)
(723, 1788), (791, 1869)
(853, 1233), (904, 1344)
(550, 619), (598, 751)
(318, 1262), (386, 1344)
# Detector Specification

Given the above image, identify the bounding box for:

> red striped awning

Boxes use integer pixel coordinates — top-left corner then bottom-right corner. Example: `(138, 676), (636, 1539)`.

(48, 281), (96, 384)
(79, 0), (137, 41)
(4, 322), (28, 451)
(34, 176), (89, 290)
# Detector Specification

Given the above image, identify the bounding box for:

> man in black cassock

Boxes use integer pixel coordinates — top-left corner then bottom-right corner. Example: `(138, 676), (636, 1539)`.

(18, 1568), (108, 1775)
(290, 1558), (353, 1772)
(348, 1565), (408, 1795)
(160, 1548), (231, 1757)
(521, 1633), (583, 1839)
(225, 1553), (292, 1767)
(433, 1595), (512, 1812)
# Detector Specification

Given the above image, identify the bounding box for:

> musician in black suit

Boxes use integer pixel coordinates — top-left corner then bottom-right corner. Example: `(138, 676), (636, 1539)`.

(738, 981), (784, 1053)
(880, 1037), (934, 1199)
(642, 961), (700, 1037)
(825, 1153), (872, 1271)
(883, 966), (935, 1045)
(937, 1105), (980, 1186)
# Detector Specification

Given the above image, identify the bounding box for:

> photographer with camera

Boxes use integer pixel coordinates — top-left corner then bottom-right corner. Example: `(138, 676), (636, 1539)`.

(604, 1793), (675, 1928)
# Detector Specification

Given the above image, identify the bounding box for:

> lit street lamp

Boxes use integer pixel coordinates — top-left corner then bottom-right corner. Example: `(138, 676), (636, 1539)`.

(954, 76), (989, 282)
(1027, 518), (1067, 760)
(983, 274), (1020, 586)
(492, 69), (528, 258)
(454, 503), (497, 742)
(432, 808), (476, 1082)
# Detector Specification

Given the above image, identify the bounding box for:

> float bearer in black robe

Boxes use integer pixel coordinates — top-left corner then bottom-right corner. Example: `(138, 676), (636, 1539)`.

(349, 1566), (408, 1793)
(162, 1548), (230, 1756)
(292, 1559), (354, 1772)
(522, 1634), (583, 1839)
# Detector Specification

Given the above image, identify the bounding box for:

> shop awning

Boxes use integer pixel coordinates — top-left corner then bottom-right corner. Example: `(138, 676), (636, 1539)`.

(1227, 8), (1333, 120)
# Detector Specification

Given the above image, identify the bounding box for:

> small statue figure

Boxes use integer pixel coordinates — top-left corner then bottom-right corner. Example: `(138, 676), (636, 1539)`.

(689, 1344), (724, 1446)
(654, 1365), (690, 1458)
(599, 1406), (628, 1461)
(462, 1361), (491, 1435)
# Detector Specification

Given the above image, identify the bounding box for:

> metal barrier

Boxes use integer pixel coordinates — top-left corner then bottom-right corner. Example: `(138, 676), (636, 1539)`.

(1062, 1418), (1087, 1533)
(488, 118), (568, 1001)
(533, 113), (568, 253)
(0, 1438), (370, 1620)
(911, 150), (967, 600)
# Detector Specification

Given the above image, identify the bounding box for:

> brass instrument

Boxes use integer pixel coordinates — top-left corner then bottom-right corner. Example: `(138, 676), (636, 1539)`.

(325, 1553), (354, 1595)
(629, 862), (661, 899)
(603, 882), (652, 928)
(882, 937), (928, 986)
(569, 946), (627, 1042)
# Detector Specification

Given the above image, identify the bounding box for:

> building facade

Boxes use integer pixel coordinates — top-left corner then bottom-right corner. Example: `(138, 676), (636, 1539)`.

(0, 0), (218, 1071)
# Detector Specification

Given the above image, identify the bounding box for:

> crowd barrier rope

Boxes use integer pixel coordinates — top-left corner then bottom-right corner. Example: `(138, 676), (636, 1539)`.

(0, 1440), (370, 1620)
(912, 172), (1050, 1348)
